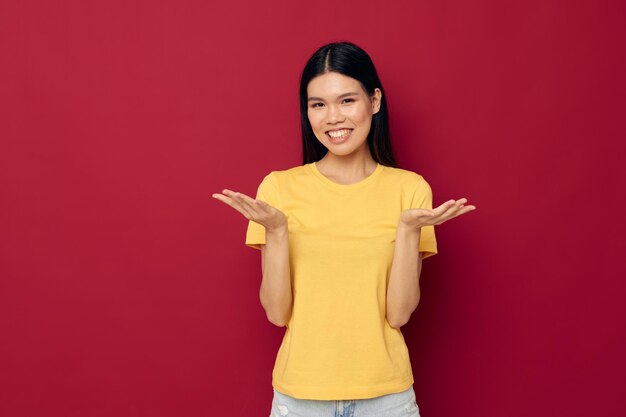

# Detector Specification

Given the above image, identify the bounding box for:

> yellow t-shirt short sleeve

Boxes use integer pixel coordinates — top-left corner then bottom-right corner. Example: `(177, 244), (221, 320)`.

(243, 163), (438, 400)
(410, 177), (438, 259)
(245, 172), (279, 250)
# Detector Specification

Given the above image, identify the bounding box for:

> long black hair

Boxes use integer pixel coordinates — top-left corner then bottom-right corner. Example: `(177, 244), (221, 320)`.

(299, 41), (397, 167)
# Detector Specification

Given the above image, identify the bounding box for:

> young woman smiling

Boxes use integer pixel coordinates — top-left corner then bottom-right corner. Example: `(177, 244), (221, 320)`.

(212, 41), (476, 417)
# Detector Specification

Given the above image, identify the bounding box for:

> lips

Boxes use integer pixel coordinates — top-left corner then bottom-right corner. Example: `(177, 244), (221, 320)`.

(326, 128), (353, 139)
(326, 128), (353, 143)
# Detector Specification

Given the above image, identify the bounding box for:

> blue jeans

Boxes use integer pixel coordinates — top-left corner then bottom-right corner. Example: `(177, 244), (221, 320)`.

(269, 385), (421, 417)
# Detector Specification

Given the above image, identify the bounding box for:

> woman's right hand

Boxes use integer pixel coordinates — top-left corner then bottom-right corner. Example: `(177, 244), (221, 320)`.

(212, 189), (287, 232)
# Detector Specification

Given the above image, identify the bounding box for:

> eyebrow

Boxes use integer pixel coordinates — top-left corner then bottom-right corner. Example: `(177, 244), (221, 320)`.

(307, 92), (359, 102)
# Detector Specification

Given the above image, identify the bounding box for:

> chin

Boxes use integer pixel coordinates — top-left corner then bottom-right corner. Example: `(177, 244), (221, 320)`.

(326, 148), (360, 157)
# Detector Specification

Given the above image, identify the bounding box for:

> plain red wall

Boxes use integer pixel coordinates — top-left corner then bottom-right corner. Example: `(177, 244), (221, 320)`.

(1, 1), (624, 416)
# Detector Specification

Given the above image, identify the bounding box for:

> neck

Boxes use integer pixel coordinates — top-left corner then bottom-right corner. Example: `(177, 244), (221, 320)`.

(316, 149), (378, 184)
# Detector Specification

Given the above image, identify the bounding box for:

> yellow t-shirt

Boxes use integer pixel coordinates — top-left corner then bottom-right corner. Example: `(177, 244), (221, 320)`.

(245, 162), (438, 400)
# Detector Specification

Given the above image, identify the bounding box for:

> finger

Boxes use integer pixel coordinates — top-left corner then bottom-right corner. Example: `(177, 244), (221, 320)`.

(431, 199), (458, 216)
(457, 205), (476, 215)
(447, 205), (472, 217)
(450, 198), (468, 213)
(252, 199), (274, 213)
(229, 191), (274, 221)
(226, 191), (258, 219)
(212, 193), (237, 205)
(224, 189), (255, 203)
(430, 199), (469, 224)
(439, 203), (477, 223)
(446, 198), (469, 212)
(222, 189), (257, 206)
(214, 191), (255, 219)
(433, 199), (467, 224)
(227, 190), (276, 216)
(231, 192), (274, 215)
(448, 198), (472, 212)
(213, 189), (254, 219)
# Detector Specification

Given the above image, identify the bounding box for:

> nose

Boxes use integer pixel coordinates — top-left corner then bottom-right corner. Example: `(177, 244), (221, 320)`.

(327, 104), (344, 123)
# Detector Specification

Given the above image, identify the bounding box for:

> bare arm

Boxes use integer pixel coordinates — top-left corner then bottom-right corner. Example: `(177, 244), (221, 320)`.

(386, 198), (477, 328)
(212, 188), (293, 327)
(259, 226), (292, 327)
(386, 225), (423, 329)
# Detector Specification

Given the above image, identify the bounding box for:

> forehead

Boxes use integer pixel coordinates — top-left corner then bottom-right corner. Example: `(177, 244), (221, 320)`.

(307, 72), (364, 97)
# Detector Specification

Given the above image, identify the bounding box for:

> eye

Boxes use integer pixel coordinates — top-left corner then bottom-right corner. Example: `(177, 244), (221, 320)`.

(342, 98), (354, 103)
(311, 102), (323, 108)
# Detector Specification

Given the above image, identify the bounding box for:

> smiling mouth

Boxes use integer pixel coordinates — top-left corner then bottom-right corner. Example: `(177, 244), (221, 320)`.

(326, 128), (353, 139)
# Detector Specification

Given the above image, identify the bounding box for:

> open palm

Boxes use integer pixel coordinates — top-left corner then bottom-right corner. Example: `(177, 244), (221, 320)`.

(212, 189), (287, 232)
(400, 198), (476, 229)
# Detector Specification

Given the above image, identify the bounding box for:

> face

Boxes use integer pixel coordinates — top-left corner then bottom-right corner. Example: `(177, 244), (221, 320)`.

(307, 72), (381, 158)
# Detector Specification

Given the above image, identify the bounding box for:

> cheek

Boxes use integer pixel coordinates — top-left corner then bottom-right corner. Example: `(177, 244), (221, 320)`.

(307, 114), (325, 139)
(348, 105), (372, 123)
(307, 111), (322, 128)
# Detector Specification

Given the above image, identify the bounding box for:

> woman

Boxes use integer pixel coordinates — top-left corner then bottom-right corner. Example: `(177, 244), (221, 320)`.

(212, 41), (476, 417)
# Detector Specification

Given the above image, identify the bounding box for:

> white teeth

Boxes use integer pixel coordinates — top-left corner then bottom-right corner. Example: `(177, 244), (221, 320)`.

(327, 129), (352, 138)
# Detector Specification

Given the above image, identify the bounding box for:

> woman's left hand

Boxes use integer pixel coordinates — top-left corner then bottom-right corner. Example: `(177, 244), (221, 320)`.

(399, 198), (476, 229)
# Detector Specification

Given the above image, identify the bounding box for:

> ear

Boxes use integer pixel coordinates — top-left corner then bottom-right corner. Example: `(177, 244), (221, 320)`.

(371, 88), (382, 114)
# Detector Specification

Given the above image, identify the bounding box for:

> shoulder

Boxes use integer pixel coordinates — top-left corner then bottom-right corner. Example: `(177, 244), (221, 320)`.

(271, 164), (310, 176)
(261, 164), (310, 183)
(254, 164), (310, 193)
(382, 165), (429, 189)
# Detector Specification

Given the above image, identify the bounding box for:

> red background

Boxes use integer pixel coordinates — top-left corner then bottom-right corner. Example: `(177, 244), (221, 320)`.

(1, 1), (624, 416)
